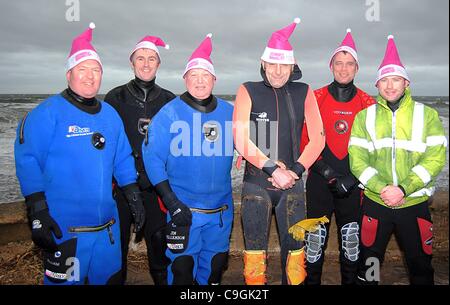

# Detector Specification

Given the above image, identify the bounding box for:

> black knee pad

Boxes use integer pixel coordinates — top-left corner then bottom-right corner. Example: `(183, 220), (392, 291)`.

(171, 255), (194, 285)
(241, 193), (271, 250)
(208, 252), (229, 285)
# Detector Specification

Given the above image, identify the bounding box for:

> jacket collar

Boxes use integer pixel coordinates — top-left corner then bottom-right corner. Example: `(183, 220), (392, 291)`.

(377, 87), (413, 111)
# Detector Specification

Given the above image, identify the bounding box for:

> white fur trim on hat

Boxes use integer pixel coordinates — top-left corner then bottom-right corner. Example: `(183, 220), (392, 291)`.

(329, 46), (358, 69)
(129, 41), (161, 60)
(375, 64), (410, 85)
(183, 58), (216, 77)
(261, 47), (295, 64)
(66, 49), (102, 72)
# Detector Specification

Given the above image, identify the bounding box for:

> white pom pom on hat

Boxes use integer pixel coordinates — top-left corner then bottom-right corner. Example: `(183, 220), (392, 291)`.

(183, 32), (215, 77)
(375, 33), (409, 85)
(260, 18), (300, 64)
(66, 22), (102, 72)
(328, 27), (358, 69)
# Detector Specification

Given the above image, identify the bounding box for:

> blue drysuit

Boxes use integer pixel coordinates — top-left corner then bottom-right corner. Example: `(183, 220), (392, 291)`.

(142, 96), (234, 285)
(14, 93), (136, 285)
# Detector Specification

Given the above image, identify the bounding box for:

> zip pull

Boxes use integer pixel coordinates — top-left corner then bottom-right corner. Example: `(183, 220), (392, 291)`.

(219, 209), (224, 228)
(19, 113), (30, 144)
(107, 226), (115, 244)
(144, 128), (149, 145)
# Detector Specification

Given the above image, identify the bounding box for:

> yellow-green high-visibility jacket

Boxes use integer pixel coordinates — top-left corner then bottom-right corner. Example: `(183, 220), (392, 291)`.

(349, 88), (447, 208)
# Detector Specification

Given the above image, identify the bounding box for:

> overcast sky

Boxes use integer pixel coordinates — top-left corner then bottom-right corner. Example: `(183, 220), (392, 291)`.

(0, 0), (448, 96)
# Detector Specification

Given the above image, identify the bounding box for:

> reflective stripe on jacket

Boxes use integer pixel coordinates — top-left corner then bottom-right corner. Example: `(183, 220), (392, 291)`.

(349, 88), (447, 208)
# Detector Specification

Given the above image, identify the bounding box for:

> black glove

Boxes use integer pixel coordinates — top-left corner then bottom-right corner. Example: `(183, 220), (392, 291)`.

(310, 159), (339, 181)
(122, 183), (146, 233)
(328, 175), (358, 197)
(155, 180), (192, 227)
(25, 193), (62, 252)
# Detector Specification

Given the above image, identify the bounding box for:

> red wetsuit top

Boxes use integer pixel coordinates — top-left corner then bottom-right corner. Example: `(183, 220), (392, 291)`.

(301, 84), (375, 175)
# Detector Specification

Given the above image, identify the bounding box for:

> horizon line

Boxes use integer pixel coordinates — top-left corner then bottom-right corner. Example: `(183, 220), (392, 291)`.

(0, 93), (449, 98)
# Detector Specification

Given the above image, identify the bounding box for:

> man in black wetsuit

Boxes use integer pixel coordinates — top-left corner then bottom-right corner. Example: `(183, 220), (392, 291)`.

(105, 36), (176, 285)
(233, 18), (325, 285)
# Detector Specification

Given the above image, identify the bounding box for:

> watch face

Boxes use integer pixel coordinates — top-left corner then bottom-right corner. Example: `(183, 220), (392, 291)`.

(334, 119), (349, 134)
(91, 132), (106, 150)
(138, 118), (151, 135)
(203, 121), (219, 142)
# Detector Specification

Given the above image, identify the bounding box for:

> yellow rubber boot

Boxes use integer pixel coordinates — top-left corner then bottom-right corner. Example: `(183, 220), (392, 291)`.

(286, 248), (307, 285)
(243, 250), (267, 285)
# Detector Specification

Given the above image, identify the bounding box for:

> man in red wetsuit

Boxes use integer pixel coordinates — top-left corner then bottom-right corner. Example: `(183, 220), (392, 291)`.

(301, 29), (375, 285)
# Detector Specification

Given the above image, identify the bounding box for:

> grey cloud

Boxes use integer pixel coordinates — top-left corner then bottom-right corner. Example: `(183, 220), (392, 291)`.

(0, 0), (448, 95)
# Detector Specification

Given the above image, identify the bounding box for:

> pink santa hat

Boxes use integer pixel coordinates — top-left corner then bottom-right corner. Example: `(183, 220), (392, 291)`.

(129, 36), (170, 61)
(261, 18), (300, 64)
(376, 34), (409, 85)
(183, 33), (215, 77)
(66, 22), (102, 72)
(329, 28), (359, 68)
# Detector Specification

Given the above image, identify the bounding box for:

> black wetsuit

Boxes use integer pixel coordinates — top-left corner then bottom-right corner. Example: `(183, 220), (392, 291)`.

(304, 80), (374, 285)
(105, 77), (175, 285)
(241, 66), (309, 284)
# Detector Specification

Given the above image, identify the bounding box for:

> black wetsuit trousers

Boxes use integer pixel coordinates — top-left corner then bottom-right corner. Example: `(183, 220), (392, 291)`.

(114, 186), (169, 284)
(305, 171), (362, 285)
(241, 181), (306, 285)
(357, 196), (434, 285)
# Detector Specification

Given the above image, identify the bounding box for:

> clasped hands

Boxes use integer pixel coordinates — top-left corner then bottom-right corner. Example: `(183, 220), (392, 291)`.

(380, 185), (405, 207)
(267, 161), (299, 190)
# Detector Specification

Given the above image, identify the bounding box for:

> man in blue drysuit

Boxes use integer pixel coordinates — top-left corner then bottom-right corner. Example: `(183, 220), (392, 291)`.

(142, 33), (234, 285)
(14, 23), (145, 285)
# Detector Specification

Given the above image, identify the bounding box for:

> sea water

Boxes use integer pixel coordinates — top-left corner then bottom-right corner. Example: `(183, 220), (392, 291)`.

(0, 94), (448, 204)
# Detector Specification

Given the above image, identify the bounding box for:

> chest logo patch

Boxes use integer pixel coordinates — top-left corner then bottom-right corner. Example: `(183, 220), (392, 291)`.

(334, 119), (349, 134)
(252, 111), (270, 122)
(66, 125), (93, 138)
(203, 122), (219, 142)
